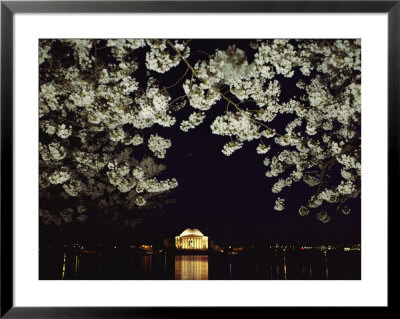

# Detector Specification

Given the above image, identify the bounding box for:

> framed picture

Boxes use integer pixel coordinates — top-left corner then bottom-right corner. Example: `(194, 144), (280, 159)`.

(1, 0), (394, 316)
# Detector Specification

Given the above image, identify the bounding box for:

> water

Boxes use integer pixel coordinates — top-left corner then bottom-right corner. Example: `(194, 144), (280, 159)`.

(39, 251), (360, 280)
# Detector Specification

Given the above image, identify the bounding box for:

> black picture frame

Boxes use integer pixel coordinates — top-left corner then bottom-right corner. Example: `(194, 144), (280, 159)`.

(0, 0), (395, 317)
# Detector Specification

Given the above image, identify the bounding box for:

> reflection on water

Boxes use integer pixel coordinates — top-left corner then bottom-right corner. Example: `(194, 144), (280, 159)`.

(61, 253), (66, 280)
(141, 255), (152, 277)
(324, 256), (329, 279)
(283, 256), (287, 280)
(74, 254), (80, 279)
(39, 251), (360, 280)
(174, 256), (208, 280)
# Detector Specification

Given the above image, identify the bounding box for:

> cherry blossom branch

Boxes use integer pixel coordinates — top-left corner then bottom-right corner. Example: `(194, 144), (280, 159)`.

(164, 66), (190, 89)
(166, 39), (282, 137)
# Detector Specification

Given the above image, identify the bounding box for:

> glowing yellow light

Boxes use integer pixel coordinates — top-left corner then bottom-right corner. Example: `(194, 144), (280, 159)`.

(61, 253), (66, 280)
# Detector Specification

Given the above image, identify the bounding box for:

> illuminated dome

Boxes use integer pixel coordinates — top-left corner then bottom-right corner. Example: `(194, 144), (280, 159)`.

(175, 228), (208, 250)
(180, 228), (204, 237)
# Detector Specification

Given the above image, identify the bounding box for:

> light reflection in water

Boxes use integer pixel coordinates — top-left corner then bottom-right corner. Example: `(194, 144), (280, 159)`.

(174, 255), (208, 280)
(283, 256), (287, 280)
(74, 254), (80, 279)
(164, 254), (167, 276)
(61, 253), (67, 280)
(141, 255), (153, 276)
(276, 264), (280, 278)
(324, 256), (329, 279)
(302, 255), (313, 279)
(49, 250), (353, 280)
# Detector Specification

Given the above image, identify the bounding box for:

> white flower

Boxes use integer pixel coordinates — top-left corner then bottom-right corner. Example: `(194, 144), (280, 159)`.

(222, 141), (243, 156)
(135, 196), (147, 207)
(207, 45), (254, 84)
(256, 144), (271, 154)
(299, 206), (309, 216)
(63, 180), (83, 197)
(132, 167), (145, 180)
(211, 111), (260, 142)
(47, 142), (66, 161)
(141, 178), (178, 193)
(274, 197), (285, 211)
(303, 174), (320, 187)
(308, 195), (323, 208)
(148, 134), (171, 159)
(316, 211), (331, 223)
(272, 179), (286, 193)
(48, 170), (71, 184)
(57, 124), (72, 139)
(125, 134), (143, 146)
(39, 42), (52, 64)
(183, 81), (220, 111)
(342, 206), (351, 215)
(180, 112), (206, 132)
(110, 127), (125, 142)
(331, 141), (341, 155)
(133, 80), (176, 129)
(106, 39), (145, 61)
(145, 39), (189, 73)
(44, 123), (56, 135)
(261, 128), (276, 139)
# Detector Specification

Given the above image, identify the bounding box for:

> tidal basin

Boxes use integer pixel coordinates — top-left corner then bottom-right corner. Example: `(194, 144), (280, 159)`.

(40, 250), (360, 280)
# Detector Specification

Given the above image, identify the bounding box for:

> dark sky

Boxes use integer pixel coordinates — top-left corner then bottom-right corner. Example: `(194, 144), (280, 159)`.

(40, 39), (361, 246)
(140, 105), (361, 245)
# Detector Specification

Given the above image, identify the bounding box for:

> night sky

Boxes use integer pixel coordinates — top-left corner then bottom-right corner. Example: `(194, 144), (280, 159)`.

(40, 39), (361, 246)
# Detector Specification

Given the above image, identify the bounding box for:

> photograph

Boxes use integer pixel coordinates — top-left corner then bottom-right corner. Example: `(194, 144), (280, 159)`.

(38, 38), (361, 280)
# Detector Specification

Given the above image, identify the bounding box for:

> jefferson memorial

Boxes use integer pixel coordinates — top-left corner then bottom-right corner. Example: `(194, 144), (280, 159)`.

(175, 228), (208, 250)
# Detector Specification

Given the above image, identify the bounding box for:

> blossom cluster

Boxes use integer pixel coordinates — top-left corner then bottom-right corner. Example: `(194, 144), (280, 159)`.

(179, 39), (361, 222)
(39, 39), (181, 226)
(39, 38), (361, 226)
(180, 112), (206, 132)
(146, 40), (190, 73)
(148, 134), (172, 159)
